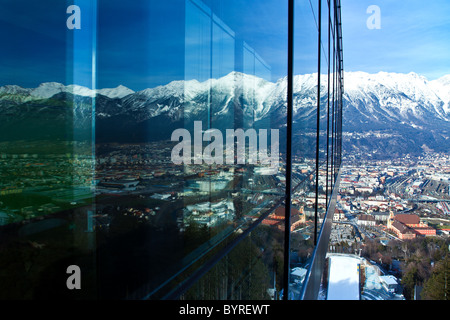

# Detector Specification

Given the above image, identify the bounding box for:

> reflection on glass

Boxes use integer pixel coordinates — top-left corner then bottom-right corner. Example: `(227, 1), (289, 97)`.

(289, 0), (320, 297)
(0, 0), (98, 299)
(171, 0), (287, 300)
(288, 0), (343, 299)
(316, 0), (330, 243)
(0, 0), (343, 300)
(183, 220), (283, 300)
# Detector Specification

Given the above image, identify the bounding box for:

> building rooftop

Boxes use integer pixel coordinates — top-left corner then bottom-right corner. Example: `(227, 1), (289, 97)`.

(395, 213), (420, 225)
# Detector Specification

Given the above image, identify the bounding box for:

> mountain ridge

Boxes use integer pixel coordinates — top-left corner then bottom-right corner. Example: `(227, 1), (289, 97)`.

(1, 71), (449, 157)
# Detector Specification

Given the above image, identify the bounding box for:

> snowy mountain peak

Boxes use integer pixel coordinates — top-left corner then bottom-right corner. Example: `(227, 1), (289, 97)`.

(0, 84), (32, 96)
(0, 82), (137, 100)
(97, 85), (135, 99)
(435, 74), (450, 86)
(30, 82), (67, 99)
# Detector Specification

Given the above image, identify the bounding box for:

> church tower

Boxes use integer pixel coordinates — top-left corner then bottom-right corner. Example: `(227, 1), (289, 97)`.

(387, 210), (395, 230)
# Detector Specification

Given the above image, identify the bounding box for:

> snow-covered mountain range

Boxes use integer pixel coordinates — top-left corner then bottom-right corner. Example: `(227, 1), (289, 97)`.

(0, 82), (135, 100)
(341, 72), (450, 157)
(343, 71), (450, 129)
(1, 71), (449, 156)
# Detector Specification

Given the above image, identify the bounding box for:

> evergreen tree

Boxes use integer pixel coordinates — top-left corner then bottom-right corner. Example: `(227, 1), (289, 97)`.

(422, 255), (449, 300)
(401, 264), (418, 300)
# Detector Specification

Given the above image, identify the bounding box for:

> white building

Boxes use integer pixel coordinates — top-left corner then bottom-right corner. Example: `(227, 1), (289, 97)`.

(357, 214), (376, 226)
(380, 275), (399, 293)
(291, 267), (307, 284)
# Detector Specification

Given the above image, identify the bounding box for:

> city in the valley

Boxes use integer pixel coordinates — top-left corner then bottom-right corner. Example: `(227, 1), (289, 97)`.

(328, 150), (450, 300)
(0, 140), (449, 300)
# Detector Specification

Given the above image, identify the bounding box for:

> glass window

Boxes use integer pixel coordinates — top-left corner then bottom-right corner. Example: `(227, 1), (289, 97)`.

(0, 0), (343, 300)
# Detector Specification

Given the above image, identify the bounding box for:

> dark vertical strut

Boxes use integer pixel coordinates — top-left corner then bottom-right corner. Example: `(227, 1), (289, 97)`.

(283, 0), (294, 300)
(330, 0), (335, 189)
(334, 0), (340, 180)
(331, 1), (334, 181)
(314, 0), (321, 246)
(337, 0), (344, 170)
(326, 0), (331, 206)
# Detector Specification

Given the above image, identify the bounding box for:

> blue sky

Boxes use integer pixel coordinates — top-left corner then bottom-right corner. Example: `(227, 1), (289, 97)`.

(0, 0), (187, 90)
(0, 0), (449, 90)
(0, 0), (289, 90)
(341, 0), (450, 80)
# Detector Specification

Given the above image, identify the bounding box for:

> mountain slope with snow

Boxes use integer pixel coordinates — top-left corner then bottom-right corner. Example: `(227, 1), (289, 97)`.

(1, 71), (449, 156)
(343, 71), (449, 129)
(0, 83), (134, 100)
